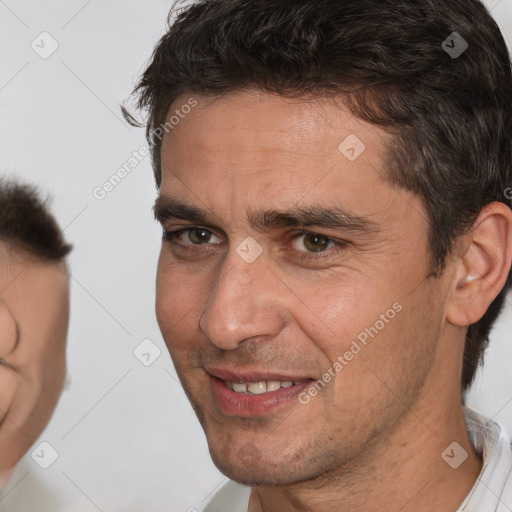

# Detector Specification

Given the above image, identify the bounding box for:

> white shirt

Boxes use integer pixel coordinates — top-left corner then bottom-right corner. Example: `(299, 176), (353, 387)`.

(204, 406), (512, 511)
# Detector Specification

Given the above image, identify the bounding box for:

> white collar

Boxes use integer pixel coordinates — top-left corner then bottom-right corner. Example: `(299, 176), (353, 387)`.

(457, 406), (512, 511)
(204, 407), (512, 511)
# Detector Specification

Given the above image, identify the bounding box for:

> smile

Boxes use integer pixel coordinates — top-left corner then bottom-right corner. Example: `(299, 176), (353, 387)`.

(207, 370), (315, 417)
(225, 380), (309, 395)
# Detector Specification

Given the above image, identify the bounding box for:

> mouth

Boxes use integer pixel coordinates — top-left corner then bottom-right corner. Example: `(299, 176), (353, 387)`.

(225, 379), (309, 395)
(206, 367), (315, 417)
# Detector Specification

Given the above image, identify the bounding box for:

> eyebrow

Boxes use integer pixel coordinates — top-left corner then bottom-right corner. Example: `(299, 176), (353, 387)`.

(154, 195), (380, 236)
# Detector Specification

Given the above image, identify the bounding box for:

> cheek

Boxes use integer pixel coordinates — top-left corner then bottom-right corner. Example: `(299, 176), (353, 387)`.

(155, 256), (206, 352)
(0, 369), (17, 421)
(291, 276), (437, 412)
(286, 274), (387, 358)
(332, 282), (443, 411)
(36, 305), (69, 368)
(41, 340), (67, 396)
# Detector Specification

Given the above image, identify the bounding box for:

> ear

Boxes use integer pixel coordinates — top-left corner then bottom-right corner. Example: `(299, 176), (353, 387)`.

(0, 296), (17, 361)
(447, 202), (512, 327)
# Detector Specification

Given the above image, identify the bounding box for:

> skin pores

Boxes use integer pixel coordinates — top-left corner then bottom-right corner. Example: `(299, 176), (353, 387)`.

(155, 91), (480, 509)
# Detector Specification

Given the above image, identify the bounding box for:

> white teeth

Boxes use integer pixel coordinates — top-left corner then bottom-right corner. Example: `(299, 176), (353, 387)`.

(266, 381), (282, 392)
(228, 380), (300, 394)
(247, 382), (267, 394)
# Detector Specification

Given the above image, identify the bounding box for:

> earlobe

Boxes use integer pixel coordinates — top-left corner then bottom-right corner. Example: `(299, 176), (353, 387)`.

(447, 202), (512, 327)
(0, 296), (17, 359)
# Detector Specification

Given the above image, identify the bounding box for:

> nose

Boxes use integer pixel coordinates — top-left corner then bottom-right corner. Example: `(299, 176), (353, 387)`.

(199, 245), (287, 350)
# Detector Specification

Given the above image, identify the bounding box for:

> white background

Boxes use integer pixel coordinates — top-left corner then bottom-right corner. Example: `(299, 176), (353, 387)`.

(0, 1), (511, 510)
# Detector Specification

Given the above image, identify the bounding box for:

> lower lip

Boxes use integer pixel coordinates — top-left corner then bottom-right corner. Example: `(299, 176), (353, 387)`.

(209, 376), (313, 417)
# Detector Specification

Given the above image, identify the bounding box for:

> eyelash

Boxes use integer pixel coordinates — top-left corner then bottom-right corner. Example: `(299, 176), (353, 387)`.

(162, 227), (347, 262)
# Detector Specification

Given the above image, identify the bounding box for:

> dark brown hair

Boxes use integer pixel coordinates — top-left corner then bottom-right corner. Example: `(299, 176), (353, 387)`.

(124, 0), (512, 392)
(0, 179), (72, 262)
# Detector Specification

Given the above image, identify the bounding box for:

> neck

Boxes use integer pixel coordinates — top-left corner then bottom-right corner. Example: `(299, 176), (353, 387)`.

(249, 392), (482, 512)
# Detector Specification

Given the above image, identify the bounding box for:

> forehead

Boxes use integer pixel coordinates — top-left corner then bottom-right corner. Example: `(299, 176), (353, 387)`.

(159, 90), (393, 221)
(0, 243), (69, 298)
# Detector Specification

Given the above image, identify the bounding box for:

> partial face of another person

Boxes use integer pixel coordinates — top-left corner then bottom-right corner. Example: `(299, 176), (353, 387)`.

(155, 91), (462, 485)
(0, 243), (69, 481)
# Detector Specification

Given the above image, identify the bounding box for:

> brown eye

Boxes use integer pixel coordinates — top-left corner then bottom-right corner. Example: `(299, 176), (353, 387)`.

(187, 228), (214, 244)
(163, 228), (222, 246)
(292, 233), (334, 253)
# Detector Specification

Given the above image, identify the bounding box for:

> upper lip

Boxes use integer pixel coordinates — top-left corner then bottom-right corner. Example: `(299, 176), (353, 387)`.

(205, 366), (313, 383)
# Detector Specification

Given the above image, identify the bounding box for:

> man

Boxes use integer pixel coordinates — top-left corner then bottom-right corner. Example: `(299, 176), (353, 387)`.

(125, 0), (512, 509)
(0, 179), (71, 491)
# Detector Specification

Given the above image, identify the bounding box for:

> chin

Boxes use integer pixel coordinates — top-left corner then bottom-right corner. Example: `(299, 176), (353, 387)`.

(209, 442), (326, 487)
(213, 462), (298, 487)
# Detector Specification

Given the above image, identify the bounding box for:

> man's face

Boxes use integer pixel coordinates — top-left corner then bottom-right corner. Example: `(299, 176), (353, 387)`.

(155, 91), (454, 485)
(0, 245), (69, 479)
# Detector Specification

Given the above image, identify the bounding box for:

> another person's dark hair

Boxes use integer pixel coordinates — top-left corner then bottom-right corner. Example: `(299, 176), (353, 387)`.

(123, 0), (512, 392)
(0, 179), (72, 262)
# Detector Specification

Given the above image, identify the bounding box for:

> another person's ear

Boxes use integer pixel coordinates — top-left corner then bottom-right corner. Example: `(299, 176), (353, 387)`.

(0, 296), (17, 361)
(447, 202), (512, 327)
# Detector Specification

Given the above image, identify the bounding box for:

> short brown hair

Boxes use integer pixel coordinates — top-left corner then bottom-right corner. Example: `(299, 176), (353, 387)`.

(124, 0), (512, 392)
(0, 179), (72, 262)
